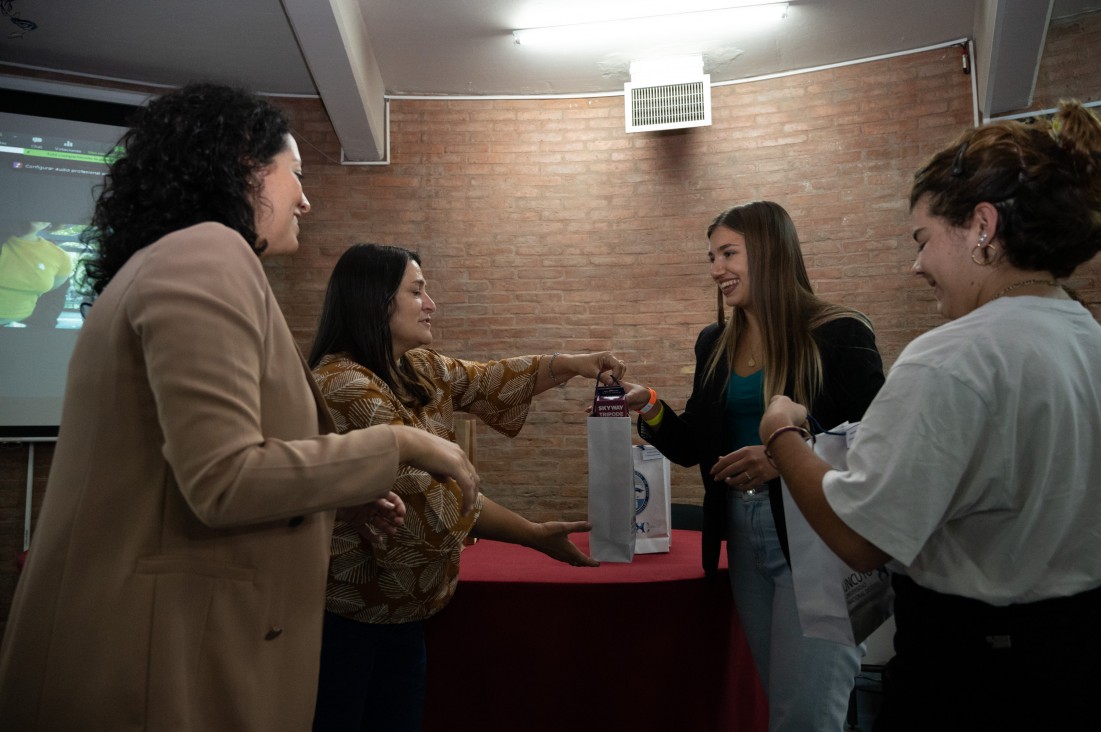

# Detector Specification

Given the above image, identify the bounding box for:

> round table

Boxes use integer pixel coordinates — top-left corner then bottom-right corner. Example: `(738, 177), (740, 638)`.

(423, 529), (768, 731)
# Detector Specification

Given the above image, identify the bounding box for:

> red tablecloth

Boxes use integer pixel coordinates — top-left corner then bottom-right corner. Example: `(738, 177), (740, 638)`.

(423, 530), (768, 731)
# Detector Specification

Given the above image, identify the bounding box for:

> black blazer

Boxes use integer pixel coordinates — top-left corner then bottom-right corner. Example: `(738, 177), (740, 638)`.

(639, 316), (885, 578)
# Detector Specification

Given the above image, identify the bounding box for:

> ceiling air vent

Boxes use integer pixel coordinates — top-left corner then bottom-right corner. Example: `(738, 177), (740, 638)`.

(624, 55), (711, 133)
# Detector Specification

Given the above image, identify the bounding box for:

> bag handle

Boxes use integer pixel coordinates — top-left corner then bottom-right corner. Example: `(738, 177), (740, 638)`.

(807, 414), (847, 436)
(595, 373), (622, 388)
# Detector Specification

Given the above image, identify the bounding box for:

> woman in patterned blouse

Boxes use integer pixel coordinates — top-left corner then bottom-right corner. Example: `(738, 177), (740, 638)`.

(308, 243), (625, 732)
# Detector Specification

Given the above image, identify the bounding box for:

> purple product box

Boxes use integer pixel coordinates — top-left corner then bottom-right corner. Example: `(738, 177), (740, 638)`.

(592, 382), (629, 417)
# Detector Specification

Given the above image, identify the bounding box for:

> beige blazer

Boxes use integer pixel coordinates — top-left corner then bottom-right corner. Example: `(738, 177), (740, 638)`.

(0, 224), (401, 730)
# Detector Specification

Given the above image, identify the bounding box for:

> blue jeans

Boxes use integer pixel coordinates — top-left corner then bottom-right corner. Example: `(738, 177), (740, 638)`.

(312, 612), (426, 732)
(728, 490), (861, 732)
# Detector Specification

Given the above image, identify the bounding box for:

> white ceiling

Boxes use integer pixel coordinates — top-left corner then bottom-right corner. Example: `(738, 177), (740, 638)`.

(1, 0), (1098, 160)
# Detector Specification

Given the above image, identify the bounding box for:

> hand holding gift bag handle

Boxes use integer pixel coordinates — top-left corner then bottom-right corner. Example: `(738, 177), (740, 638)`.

(779, 415), (893, 646)
(592, 374), (630, 417)
(587, 375), (636, 562)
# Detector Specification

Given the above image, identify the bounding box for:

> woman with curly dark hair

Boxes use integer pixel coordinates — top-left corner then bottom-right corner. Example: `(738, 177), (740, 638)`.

(761, 101), (1101, 730)
(0, 83), (478, 731)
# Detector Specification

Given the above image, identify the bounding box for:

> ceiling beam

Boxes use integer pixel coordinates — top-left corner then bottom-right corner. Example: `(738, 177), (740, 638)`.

(974, 0), (1055, 118)
(280, 0), (386, 161)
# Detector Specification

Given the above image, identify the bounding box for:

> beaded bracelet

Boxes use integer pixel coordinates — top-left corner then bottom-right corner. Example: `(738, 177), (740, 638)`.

(638, 387), (658, 415)
(547, 352), (566, 388)
(763, 425), (814, 468)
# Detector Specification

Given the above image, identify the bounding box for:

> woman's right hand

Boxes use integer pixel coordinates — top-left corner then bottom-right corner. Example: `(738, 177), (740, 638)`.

(616, 379), (654, 412)
(391, 426), (479, 514)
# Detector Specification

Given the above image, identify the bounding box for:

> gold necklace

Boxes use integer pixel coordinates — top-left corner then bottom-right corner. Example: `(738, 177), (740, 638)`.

(991, 278), (1059, 300)
(746, 345), (762, 368)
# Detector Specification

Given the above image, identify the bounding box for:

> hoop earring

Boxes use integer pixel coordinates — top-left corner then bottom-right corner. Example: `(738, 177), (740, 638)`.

(971, 231), (994, 266)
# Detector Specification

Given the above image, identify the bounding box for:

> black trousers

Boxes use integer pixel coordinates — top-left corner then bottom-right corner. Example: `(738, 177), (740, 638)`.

(875, 574), (1101, 732)
(312, 611), (427, 732)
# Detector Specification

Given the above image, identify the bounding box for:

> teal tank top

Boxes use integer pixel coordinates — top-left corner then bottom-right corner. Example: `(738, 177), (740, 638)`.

(724, 369), (764, 453)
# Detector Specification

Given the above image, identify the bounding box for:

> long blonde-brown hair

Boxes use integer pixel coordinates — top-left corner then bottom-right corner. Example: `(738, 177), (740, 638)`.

(703, 201), (871, 407)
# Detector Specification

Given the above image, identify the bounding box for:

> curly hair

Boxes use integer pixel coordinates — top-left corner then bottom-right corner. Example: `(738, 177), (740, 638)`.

(81, 83), (291, 295)
(703, 201), (873, 407)
(308, 243), (436, 408)
(910, 100), (1101, 279)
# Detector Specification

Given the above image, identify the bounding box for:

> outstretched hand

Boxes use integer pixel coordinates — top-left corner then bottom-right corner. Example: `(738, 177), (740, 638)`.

(551, 352), (627, 388)
(529, 520), (600, 567)
(582, 351), (627, 385)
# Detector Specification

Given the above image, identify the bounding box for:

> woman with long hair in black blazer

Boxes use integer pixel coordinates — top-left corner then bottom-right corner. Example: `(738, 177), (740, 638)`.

(621, 200), (885, 731)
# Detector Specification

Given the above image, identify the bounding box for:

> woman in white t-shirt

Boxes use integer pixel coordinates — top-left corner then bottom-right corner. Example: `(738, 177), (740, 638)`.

(759, 100), (1101, 731)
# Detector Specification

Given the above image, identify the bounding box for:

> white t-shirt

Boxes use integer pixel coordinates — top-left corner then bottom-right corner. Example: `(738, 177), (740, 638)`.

(824, 296), (1101, 604)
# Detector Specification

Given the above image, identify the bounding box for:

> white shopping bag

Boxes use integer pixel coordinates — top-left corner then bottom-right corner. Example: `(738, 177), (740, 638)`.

(632, 445), (671, 554)
(781, 421), (893, 646)
(587, 415), (636, 563)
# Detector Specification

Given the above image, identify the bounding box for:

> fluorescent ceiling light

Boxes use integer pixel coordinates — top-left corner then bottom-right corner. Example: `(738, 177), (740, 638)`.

(512, 2), (788, 48)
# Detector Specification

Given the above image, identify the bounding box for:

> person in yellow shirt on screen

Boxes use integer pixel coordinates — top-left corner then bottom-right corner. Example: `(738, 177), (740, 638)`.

(0, 221), (73, 327)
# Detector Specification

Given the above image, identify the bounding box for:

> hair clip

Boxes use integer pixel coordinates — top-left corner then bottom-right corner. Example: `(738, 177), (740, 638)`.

(951, 140), (970, 177)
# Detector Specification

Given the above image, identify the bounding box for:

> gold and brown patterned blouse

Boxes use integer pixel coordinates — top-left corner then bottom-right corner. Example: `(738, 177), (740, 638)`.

(312, 349), (541, 624)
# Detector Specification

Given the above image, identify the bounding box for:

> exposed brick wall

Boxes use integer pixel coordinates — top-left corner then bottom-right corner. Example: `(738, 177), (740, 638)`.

(2, 35), (1100, 631)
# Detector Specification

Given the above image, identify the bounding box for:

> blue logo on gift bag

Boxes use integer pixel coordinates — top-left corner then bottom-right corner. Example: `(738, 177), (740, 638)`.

(633, 470), (649, 515)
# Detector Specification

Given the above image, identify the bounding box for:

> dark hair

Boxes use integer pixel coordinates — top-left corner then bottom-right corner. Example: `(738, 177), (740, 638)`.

(81, 83), (292, 295)
(0, 222), (44, 255)
(1, 222), (37, 240)
(910, 100), (1101, 279)
(704, 201), (872, 406)
(308, 243), (435, 407)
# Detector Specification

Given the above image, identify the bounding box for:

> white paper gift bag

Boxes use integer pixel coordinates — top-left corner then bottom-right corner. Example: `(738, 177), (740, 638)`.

(632, 445), (671, 554)
(781, 421), (893, 646)
(587, 415), (636, 563)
